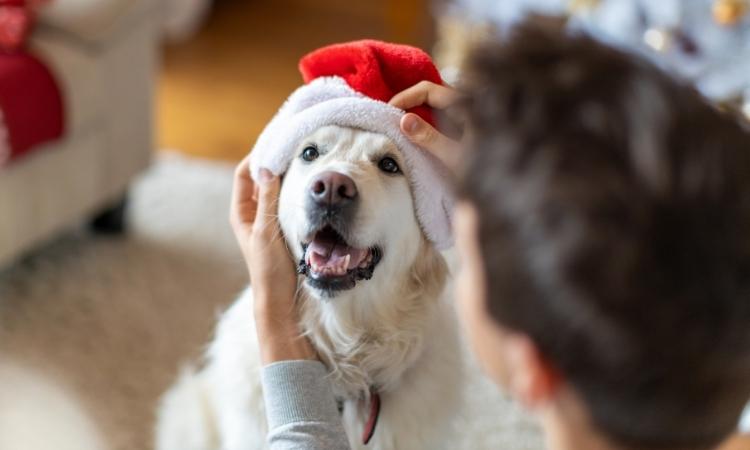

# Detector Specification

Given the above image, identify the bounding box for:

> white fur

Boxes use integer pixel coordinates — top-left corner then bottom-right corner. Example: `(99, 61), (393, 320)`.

(156, 126), (463, 450)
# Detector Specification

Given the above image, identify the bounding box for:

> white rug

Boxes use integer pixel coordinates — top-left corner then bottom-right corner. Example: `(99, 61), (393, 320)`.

(0, 154), (544, 450)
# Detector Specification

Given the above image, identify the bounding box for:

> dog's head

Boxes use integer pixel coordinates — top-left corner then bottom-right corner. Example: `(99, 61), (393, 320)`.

(278, 125), (425, 299)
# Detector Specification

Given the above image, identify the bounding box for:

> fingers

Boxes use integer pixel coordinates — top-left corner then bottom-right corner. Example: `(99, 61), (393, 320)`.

(253, 168), (282, 238)
(390, 81), (462, 171)
(389, 81), (458, 111)
(230, 155), (257, 233)
(400, 113), (460, 169)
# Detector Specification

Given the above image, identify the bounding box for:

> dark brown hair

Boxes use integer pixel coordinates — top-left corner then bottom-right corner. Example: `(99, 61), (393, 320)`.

(457, 24), (750, 450)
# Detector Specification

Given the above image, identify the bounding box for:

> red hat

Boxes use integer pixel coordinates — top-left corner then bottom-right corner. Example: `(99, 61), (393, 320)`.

(250, 40), (454, 249)
(299, 40), (443, 127)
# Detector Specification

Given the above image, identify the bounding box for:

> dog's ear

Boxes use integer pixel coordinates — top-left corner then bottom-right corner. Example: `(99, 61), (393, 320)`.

(408, 237), (448, 302)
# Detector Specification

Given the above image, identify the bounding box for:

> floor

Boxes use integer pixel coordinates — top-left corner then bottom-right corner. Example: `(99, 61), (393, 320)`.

(158, 0), (430, 161)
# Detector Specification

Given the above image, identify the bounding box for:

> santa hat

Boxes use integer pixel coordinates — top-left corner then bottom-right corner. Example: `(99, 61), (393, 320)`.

(249, 40), (454, 250)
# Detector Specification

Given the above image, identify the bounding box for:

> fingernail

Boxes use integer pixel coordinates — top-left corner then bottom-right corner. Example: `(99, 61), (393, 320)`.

(403, 114), (421, 134)
(259, 168), (274, 184)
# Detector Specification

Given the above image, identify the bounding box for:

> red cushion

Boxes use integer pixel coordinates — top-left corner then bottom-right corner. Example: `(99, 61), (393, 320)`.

(0, 52), (64, 164)
(0, 4), (33, 51)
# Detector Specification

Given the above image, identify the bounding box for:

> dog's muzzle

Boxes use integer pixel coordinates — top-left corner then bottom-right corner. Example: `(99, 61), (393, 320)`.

(305, 170), (359, 226)
(299, 171), (382, 295)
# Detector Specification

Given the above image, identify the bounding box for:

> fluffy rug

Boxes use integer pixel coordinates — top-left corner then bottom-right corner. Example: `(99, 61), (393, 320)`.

(0, 154), (544, 450)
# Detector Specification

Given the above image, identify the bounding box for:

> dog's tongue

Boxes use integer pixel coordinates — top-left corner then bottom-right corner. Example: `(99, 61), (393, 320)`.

(307, 235), (367, 272)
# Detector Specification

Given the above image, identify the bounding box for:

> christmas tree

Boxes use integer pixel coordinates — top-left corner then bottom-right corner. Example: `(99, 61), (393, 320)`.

(438, 0), (750, 118)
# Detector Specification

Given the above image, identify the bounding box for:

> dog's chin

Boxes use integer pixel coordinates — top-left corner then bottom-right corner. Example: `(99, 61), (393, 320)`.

(296, 225), (382, 298)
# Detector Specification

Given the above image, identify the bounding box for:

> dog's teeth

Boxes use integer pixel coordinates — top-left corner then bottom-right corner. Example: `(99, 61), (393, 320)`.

(343, 255), (350, 272)
(360, 252), (373, 269)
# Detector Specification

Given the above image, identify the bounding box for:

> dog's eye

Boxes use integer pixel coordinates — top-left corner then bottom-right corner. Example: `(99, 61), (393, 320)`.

(378, 157), (400, 174)
(301, 146), (319, 162)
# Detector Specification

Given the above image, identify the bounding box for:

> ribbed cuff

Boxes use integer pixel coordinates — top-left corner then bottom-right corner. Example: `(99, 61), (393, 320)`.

(261, 360), (341, 430)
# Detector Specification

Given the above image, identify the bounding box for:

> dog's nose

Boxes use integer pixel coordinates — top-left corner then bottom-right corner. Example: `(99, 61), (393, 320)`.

(309, 171), (358, 208)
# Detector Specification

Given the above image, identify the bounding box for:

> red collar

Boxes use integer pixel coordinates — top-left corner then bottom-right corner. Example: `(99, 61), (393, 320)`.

(362, 390), (381, 445)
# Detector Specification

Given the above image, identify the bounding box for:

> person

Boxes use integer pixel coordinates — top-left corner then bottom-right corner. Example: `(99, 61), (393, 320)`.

(230, 26), (750, 450)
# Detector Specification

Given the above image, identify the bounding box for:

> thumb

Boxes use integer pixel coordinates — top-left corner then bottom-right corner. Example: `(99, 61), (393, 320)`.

(255, 168), (281, 233)
(400, 113), (458, 168)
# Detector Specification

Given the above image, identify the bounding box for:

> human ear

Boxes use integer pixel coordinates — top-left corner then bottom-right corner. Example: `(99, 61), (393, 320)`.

(503, 333), (562, 410)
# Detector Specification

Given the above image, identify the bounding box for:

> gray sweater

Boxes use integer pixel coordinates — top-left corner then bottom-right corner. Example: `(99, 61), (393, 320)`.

(261, 360), (352, 449)
(262, 361), (750, 448)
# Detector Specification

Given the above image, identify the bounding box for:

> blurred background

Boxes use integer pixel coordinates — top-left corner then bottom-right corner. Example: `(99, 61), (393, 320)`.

(159, 0), (433, 160)
(1, 0), (749, 449)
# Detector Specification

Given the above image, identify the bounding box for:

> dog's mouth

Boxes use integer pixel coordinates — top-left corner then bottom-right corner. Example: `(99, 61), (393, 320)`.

(297, 225), (382, 293)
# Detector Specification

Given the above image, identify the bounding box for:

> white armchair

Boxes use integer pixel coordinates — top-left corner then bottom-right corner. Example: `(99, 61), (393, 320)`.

(0, 0), (160, 268)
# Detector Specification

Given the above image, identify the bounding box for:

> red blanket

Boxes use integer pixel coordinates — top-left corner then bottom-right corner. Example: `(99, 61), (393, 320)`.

(0, 0), (64, 167)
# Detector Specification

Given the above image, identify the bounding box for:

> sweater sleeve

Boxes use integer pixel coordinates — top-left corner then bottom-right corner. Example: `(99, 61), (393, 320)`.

(261, 360), (351, 450)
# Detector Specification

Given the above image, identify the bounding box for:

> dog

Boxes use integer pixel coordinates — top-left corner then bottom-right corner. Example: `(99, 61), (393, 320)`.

(155, 124), (463, 450)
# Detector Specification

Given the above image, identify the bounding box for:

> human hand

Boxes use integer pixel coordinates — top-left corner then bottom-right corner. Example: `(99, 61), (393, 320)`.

(389, 80), (462, 169)
(229, 156), (316, 363)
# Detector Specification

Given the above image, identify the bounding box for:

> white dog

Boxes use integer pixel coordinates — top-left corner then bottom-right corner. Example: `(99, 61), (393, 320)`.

(156, 125), (462, 450)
